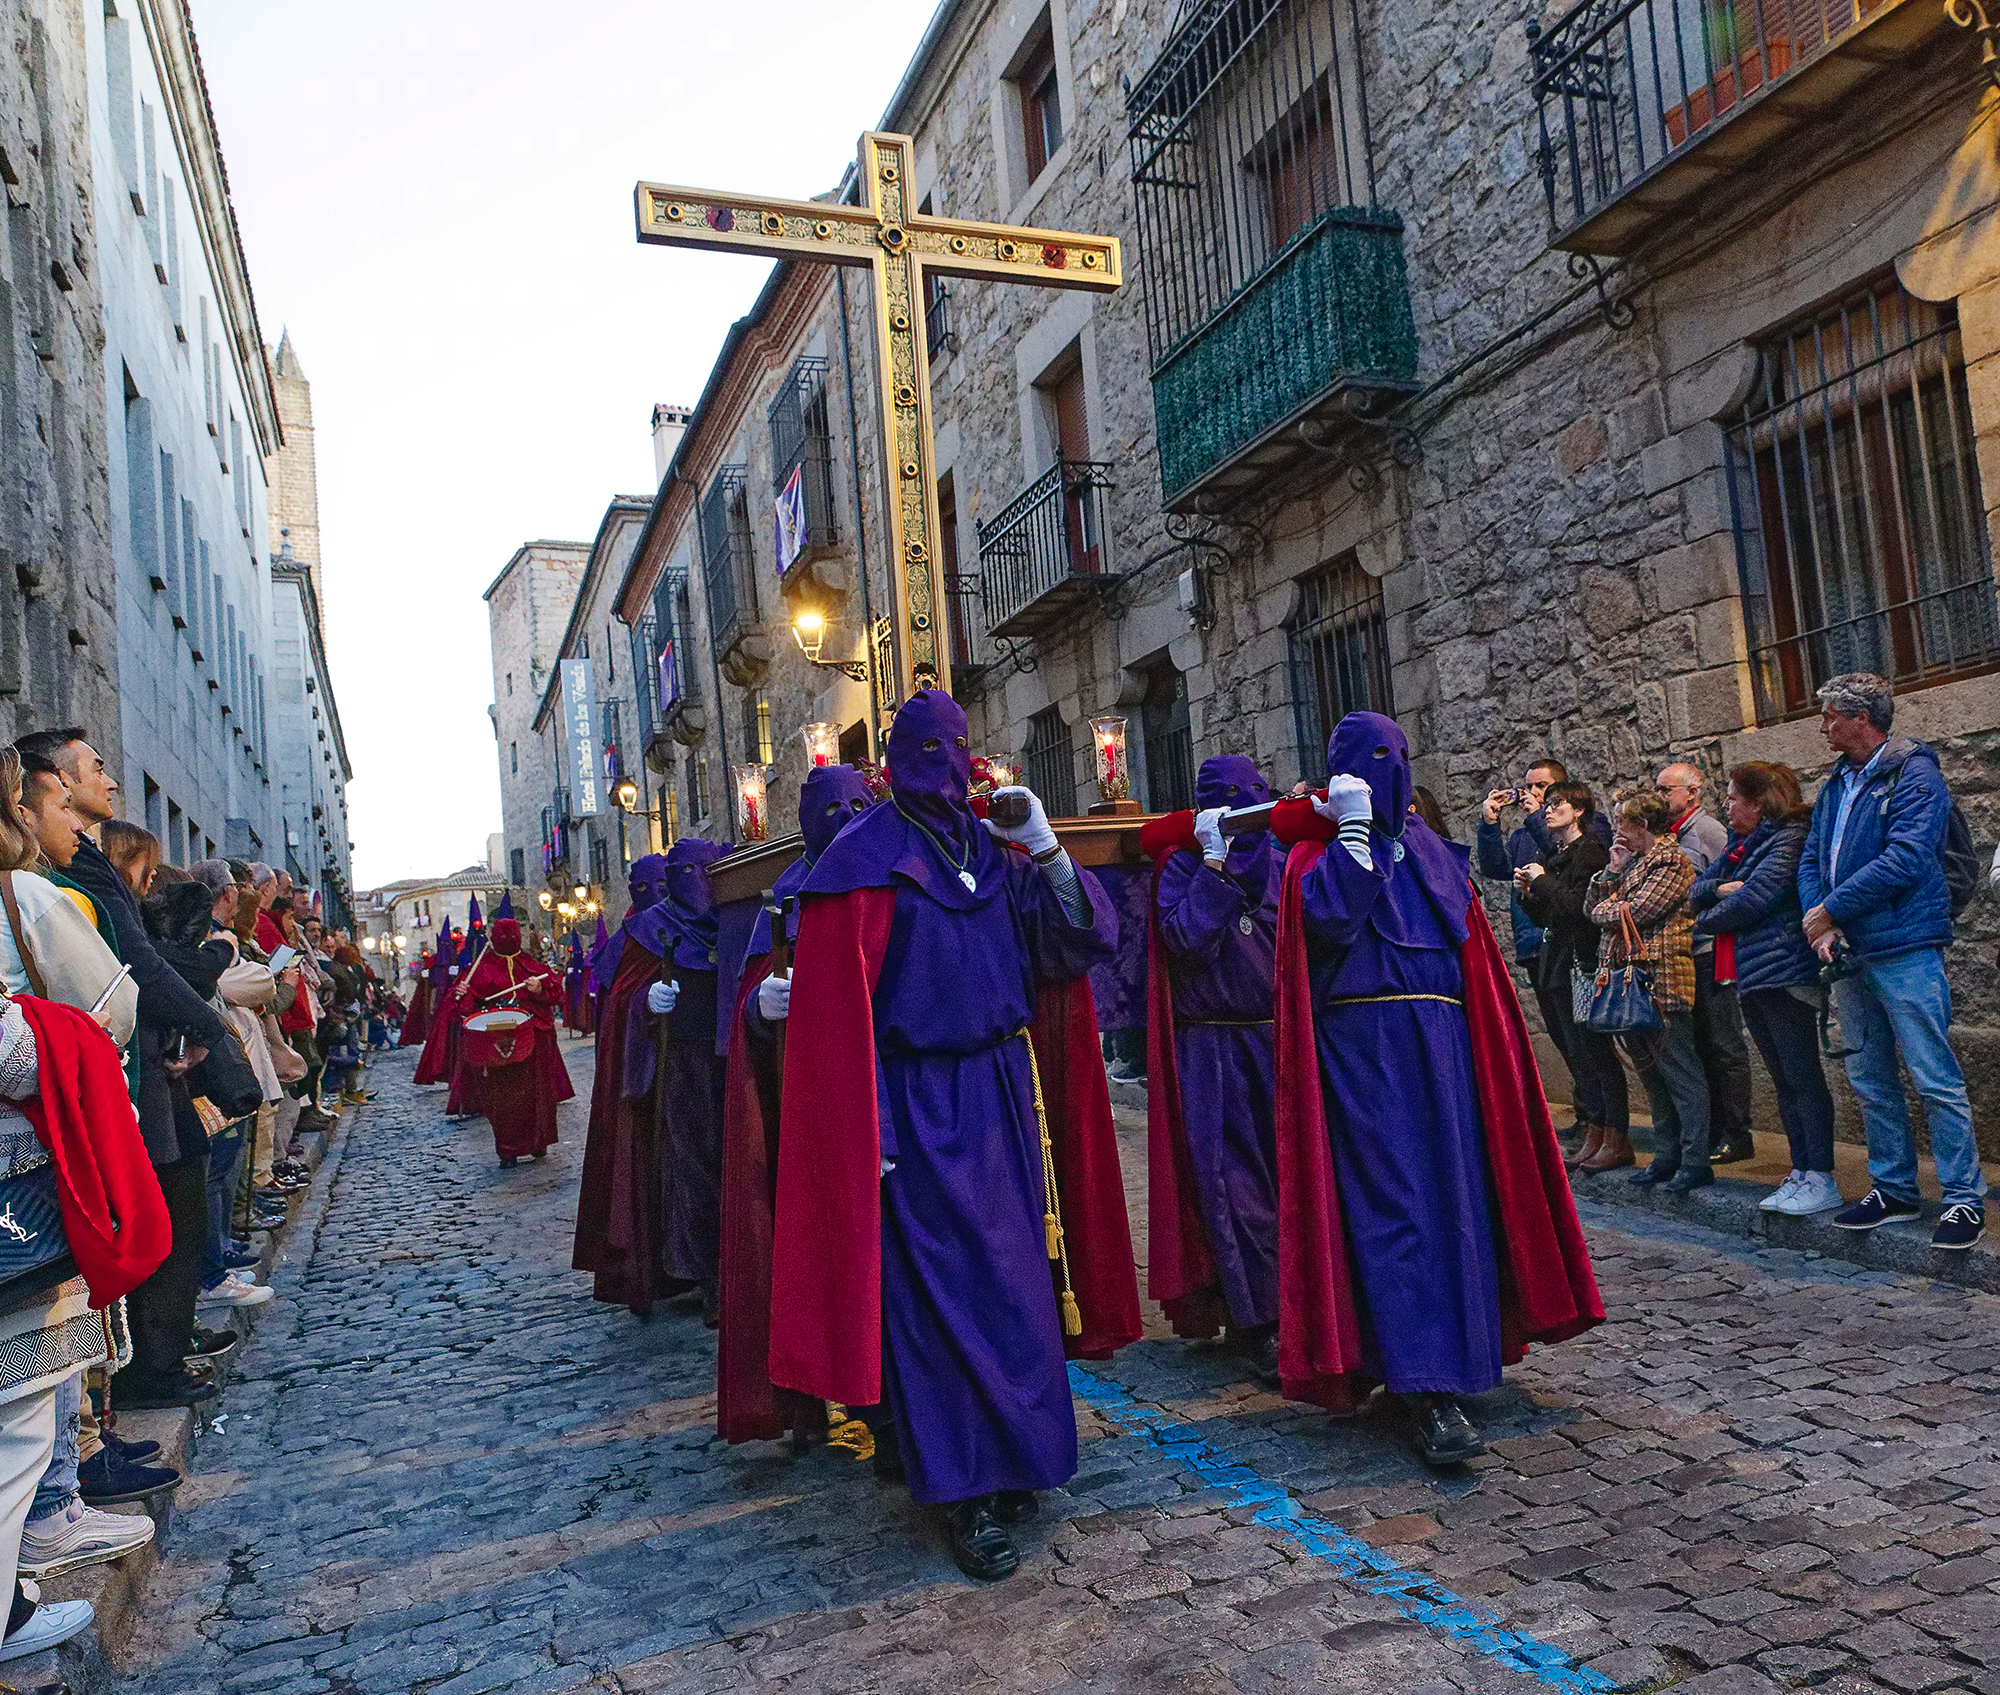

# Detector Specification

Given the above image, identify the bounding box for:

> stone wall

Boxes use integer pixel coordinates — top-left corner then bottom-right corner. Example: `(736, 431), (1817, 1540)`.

(487, 540), (588, 918)
(0, 0), (122, 762)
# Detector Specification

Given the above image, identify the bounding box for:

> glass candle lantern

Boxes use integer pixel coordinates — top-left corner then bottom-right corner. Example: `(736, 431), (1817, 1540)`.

(1090, 716), (1130, 805)
(801, 722), (841, 769)
(734, 764), (768, 843)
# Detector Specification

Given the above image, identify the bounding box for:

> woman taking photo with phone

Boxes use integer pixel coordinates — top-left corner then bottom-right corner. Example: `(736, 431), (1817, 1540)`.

(1515, 783), (1631, 1171)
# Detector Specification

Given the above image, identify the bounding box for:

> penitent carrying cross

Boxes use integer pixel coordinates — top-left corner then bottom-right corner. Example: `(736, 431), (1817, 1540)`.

(634, 131), (1121, 708)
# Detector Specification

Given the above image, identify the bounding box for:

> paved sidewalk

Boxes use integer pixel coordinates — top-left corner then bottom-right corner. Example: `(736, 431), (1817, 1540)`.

(104, 1040), (2000, 1695)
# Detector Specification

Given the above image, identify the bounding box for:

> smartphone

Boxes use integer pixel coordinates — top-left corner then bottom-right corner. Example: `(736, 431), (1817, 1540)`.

(267, 943), (300, 975)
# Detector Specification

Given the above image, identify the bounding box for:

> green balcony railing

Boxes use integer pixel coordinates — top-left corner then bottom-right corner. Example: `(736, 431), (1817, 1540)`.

(1151, 208), (1417, 504)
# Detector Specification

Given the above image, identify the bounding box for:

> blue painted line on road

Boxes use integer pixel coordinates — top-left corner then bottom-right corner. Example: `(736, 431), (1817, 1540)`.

(1066, 1363), (1615, 1693)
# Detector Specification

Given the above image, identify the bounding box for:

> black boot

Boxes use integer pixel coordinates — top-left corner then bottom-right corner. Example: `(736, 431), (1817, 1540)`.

(1412, 1397), (1485, 1468)
(871, 1418), (905, 1483)
(991, 1489), (1038, 1525)
(945, 1498), (1019, 1580)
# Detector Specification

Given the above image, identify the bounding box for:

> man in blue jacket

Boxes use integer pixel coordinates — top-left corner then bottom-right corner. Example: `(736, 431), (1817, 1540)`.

(1797, 673), (1982, 1250)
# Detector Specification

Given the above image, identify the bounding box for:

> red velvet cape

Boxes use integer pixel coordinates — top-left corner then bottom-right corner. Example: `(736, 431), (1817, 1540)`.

(454, 947), (573, 1141)
(768, 886), (1141, 1409)
(1268, 797), (1604, 1412)
(715, 954), (822, 1444)
(1136, 811), (1229, 1339)
(570, 934), (670, 1302)
(16, 996), (170, 1308)
(413, 973), (460, 1086)
(399, 978), (432, 1047)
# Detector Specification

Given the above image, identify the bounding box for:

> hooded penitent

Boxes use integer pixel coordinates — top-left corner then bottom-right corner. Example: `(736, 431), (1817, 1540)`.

(574, 838), (732, 1318)
(768, 690), (1139, 1503)
(1143, 754), (1285, 1340)
(719, 763), (877, 1444)
(456, 912), (572, 1161)
(1266, 712), (1603, 1411)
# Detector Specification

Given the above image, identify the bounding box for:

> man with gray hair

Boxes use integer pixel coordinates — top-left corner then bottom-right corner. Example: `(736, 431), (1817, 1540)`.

(1655, 760), (1756, 1164)
(1798, 671), (1982, 1250)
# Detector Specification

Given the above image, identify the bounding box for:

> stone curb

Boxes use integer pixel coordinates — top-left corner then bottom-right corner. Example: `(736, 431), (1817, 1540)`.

(1566, 1158), (2000, 1291)
(52, 1076), (375, 1692)
(1112, 1069), (2000, 1293)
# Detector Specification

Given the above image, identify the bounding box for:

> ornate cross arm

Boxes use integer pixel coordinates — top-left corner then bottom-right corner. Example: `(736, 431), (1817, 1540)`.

(633, 131), (1123, 707)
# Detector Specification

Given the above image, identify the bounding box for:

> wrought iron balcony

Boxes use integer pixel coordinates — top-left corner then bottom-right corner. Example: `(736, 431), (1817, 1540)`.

(978, 461), (1118, 640)
(1530, 0), (1963, 253)
(1147, 210), (1417, 509)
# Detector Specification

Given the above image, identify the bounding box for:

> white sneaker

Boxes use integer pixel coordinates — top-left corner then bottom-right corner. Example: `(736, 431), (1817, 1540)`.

(1775, 1170), (1845, 1215)
(1760, 1170), (1805, 1212)
(199, 1274), (273, 1308)
(19, 1498), (155, 1577)
(0, 1589), (92, 1661)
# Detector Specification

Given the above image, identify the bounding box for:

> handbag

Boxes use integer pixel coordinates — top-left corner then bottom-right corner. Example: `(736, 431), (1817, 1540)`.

(1570, 965), (1594, 1024)
(262, 1013), (307, 1084)
(0, 1160), (79, 1313)
(0, 872), (137, 1044)
(1586, 903), (1663, 1034)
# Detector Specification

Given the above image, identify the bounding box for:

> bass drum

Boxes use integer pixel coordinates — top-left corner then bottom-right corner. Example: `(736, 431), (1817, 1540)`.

(460, 1008), (537, 1071)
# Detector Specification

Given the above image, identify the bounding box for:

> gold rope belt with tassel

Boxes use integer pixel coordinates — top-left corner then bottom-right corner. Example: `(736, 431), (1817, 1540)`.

(1321, 993), (1463, 1008)
(1017, 1028), (1083, 1339)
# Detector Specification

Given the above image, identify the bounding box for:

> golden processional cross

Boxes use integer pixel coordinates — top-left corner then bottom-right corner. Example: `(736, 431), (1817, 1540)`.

(635, 130), (1121, 706)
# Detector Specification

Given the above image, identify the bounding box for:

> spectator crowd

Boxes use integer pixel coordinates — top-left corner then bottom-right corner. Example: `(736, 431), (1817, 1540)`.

(0, 726), (398, 1665)
(1480, 671), (1989, 1251)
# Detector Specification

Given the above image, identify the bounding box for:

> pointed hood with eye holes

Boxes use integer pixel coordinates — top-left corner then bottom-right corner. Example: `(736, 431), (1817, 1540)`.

(805, 690), (1005, 911)
(746, 765), (877, 959)
(1327, 711), (1414, 833)
(1323, 710), (1472, 943)
(886, 688), (978, 857)
(800, 764), (875, 861)
(1196, 754), (1273, 863)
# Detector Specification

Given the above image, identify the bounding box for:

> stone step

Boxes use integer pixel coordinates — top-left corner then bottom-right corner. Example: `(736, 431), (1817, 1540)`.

(22, 1087), (362, 1691)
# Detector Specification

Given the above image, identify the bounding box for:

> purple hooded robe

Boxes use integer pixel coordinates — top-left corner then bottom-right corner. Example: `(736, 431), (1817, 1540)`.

(1302, 712), (1503, 1395)
(797, 690), (1117, 1505)
(1155, 755), (1283, 1330)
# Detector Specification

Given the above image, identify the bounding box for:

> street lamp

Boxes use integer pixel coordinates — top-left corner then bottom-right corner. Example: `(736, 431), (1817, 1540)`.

(537, 889), (553, 911)
(614, 776), (641, 812)
(572, 883), (588, 903)
(790, 610), (868, 683)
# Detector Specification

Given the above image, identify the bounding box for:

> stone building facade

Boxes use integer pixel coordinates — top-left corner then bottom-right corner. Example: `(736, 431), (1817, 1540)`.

(0, 0), (123, 759)
(486, 539), (589, 924)
(265, 331), (322, 616)
(268, 550), (353, 923)
(526, 495), (652, 938)
(595, 0), (2000, 1143)
(95, 0), (284, 865)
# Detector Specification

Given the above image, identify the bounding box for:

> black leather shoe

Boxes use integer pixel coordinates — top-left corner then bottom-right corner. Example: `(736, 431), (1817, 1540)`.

(116, 1366), (220, 1410)
(871, 1420), (905, 1483)
(1711, 1135), (1756, 1164)
(1247, 1328), (1280, 1390)
(991, 1490), (1039, 1525)
(945, 1499), (1020, 1580)
(1413, 1399), (1485, 1467)
(1664, 1167), (1715, 1195)
(1628, 1163), (1675, 1187)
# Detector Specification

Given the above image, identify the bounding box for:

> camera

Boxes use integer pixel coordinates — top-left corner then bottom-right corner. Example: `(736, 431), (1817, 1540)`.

(1493, 785), (1539, 808)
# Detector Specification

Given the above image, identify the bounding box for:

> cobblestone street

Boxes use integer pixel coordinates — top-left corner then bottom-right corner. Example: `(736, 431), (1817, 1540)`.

(107, 1039), (2000, 1695)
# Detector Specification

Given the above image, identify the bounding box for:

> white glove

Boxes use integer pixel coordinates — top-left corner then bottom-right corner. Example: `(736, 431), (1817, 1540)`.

(1194, 808), (1227, 863)
(984, 785), (1057, 857)
(446, 966), (459, 978)
(646, 979), (680, 1015)
(1313, 775), (1374, 825)
(757, 970), (792, 1022)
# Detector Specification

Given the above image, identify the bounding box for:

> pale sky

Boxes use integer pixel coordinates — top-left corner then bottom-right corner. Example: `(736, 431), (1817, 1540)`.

(193, 0), (939, 890)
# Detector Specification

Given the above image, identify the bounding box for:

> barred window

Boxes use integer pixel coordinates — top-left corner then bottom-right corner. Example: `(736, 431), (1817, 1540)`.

(740, 691), (773, 767)
(1287, 551), (1392, 783)
(699, 467), (754, 647)
(1727, 278), (1996, 722)
(1024, 705), (1077, 818)
(1141, 664), (1195, 812)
